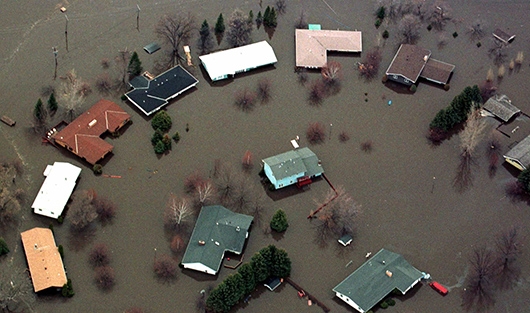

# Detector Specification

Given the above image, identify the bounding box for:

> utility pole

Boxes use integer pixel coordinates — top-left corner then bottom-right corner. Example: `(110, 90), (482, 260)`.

(64, 14), (69, 52)
(52, 47), (58, 80)
(136, 4), (141, 32)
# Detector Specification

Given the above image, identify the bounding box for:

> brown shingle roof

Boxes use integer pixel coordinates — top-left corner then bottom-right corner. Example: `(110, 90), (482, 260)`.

(295, 29), (362, 68)
(54, 99), (130, 164)
(21, 228), (67, 292)
(386, 44), (431, 83)
(420, 58), (455, 84)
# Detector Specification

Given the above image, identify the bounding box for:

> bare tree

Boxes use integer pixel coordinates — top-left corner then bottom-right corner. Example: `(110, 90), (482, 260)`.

(153, 254), (178, 281)
(488, 40), (508, 66)
(494, 227), (521, 289)
(95, 73), (113, 95)
(114, 48), (131, 92)
(398, 14), (421, 44)
(460, 108), (489, 158)
(93, 196), (117, 223)
(234, 88), (257, 112)
(321, 61), (342, 87)
(155, 13), (196, 68)
(376, 0), (403, 22)
(307, 80), (325, 106)
(462, 247), (497, 311)
(295, 9), (308, 29)
(0, 160), (24, 226)
(59, 69), (87, 122)
(95, 266), (115, 290)
(275, 0), (287, 15)
(467, 19), (485, 41)
(306, 122), (326, 144)
(427, 0), (452, 31)
(89, 243), (111, 267)
(358, 48), (382, 80)
(69, 189), (98, 231)
(195, 180), (216, 208)
(257, 78), (272, 103)
(226, 9), (253, 48)
(313, 186), (361, 245)
(164, 194), (193, 232)
(184, 170), (205, 194)
(0, 260), (35, 312)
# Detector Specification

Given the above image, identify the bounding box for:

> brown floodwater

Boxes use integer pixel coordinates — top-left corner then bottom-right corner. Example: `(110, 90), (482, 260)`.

(1, 1), (530, 312)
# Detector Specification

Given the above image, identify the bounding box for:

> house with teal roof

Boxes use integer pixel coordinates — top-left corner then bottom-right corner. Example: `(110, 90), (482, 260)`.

(181, 205), (253, 275)
(333, 249), (424, 313)
(262, 147), (324, 189)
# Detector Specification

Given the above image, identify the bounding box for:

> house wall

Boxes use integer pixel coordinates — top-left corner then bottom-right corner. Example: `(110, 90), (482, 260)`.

(504, 158), (526, 171)
(387, 74), (413, 86)
(335, 292), (364, 313)
(182, 262), (216, 275)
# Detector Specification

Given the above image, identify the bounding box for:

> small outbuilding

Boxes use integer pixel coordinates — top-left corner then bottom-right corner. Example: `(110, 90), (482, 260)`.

(181, 205), (253, 275)
(264, 277), (282, 291)
(31, 162), (81, 219)
(125, 65), (198, 116)
(199, 41), (277, 81)
(503, 134), (530, 171)
(482, 94), (520, 123)
(493, 28), (516, 44)
(338, 234), (353, 246)
(262, 147), (324, 190)
(333, 248), (424, 313)
(21, 228), (67, 293)
(143, 42), (161, 54)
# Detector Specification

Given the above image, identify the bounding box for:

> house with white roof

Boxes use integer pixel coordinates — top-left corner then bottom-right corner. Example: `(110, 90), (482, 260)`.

(199, 41), (277, 81)
(31, 162), (81, 219)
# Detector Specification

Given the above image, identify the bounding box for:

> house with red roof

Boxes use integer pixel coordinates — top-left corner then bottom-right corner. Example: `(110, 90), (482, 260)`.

(52, 99), (130, 164)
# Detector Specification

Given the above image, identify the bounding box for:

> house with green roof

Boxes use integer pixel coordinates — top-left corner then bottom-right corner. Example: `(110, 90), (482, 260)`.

(333, 249), (424, 313)
(262, 147), (324, 189)
(181, 205), (253, 275)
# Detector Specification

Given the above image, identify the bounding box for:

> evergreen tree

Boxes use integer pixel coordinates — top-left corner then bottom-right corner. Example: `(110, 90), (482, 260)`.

(248, 10), (254, 27)
(198, 19), (214, 54)
(0, 237), (9, 256)
(263, 6), (271, 26)
(224, 273), (245, 305)
(518, 168), (530, 193)
(206, 283), (231, 313)
(47, 93), (58, 113)
(151, 110), (172, 132)
(215, 13), (225, 35)
(128, 51), (143, 78)
(270, 209), (288, 232)
(268, 7), (278, 28)
(33, 98), (47, 125)
(270, 247), (291, 277)
(237, 263), (256, 295)
(256, 11), (263, 28)
(250, 252), (269, 283)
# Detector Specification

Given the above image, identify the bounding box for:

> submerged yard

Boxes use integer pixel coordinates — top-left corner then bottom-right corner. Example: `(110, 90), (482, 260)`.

(1, 1), (530, 312)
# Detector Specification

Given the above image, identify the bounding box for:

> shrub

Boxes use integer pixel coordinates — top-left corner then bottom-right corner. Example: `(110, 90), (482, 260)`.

(517, 168), (530, 193)
(306, 122), (326, 144)
(427, 24), (432, 31)
(0, 237), (9, 256)
(410, 84), (417, 92)
(270, 209), (288, 232)
(382, 30), (389, 39)
(95, 266), (115, 290)
(376, 6), (385, 20)
(162, 134), (172, 151)
(380, 301), (389, 309)
(151, 130), (164, 146)
(121, 94), (127, 101)
(154, 140), (167, 154)
(338, 131), (350, 142)
(62, 279), (75, 297)
(452, 31), (458, 38)
(92, 164), (103, 175)
(151, 111), (172, 132)
(361, 140), (373, 153)
(89, 243), (110, 267)
(375, 19), (382, 28)
(154, 254), (178, 280)
(48, 93), (58, 113)
(58, 245), (64, 259)
(172, 131), (180, 143)
(506, 180), (525, 199)
(170, 234), (185, 253)
(387, 298), (396, 306)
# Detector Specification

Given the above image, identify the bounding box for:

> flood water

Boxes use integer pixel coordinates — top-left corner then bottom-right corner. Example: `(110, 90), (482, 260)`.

(1, 1), (530, 312)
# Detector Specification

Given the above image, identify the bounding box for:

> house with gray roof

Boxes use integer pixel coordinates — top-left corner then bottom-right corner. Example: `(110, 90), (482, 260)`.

(483, 94), (520, 123)
(181, 205), (253, 275)
(385, 44), (454, 87)
(333, 248), (424, 313)
(262, 147), (324, 189)
(125, 65), (198, 116)
(503, 134), (530, 171)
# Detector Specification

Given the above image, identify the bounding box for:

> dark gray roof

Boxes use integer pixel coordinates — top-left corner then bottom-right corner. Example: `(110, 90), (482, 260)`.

(504, 134), (530, 170)
(182, 205), (253, 274)
(420, 58), (455, 85)
(262, 147), (324, 181)
(386, 44), (431, 83)
(129, 75), (150, 89)
(333, 249), (423, 313)
(125, 65), (198, 115)
(483, 94), (520, 122)
(264, 277), (282, 291)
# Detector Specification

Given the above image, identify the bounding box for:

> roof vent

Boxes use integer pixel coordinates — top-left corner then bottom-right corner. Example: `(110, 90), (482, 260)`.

(88, 119), (97, 127)
(198, 240), (205, 246)
(236, 226), (240, 232)
(386, 270), (393, 277)
(423, 55), (428, 62)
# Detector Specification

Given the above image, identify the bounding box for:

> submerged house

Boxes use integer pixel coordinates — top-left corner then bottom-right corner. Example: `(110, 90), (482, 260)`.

(482, 94), (520, 123)
(503, 134), (530, 171)
(31, 162), (81, 219)
(199, 41), (277, 81)
(295, 29), (362, 68)
(21, 228), (67, 292)
(262, 147), (324, 189)
(385, 44), (454, 88)
(125, 65), (198, 116)
(333, 249), (424, 313)
(52, 99), (131, 165)
(181, 205), (253, 275)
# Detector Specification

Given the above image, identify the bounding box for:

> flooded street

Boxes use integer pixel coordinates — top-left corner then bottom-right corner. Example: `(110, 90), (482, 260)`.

(1, 1), (530, 312)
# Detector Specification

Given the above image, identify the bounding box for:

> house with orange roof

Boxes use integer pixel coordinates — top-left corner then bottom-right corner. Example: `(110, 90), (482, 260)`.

(52, 99), (131, 165)
(21, 227), (67, 292)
